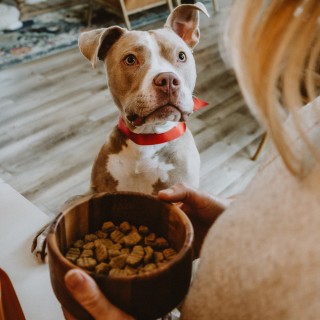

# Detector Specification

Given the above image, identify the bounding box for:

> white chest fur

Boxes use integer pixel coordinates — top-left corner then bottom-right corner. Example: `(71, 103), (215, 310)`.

(107, 141), (174, 193)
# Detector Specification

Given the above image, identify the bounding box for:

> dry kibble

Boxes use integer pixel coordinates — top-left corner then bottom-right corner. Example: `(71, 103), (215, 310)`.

(109, 268), (126, 277)
(155, 237), (169, 249)
(144, 246), (154, 264)
(73, 240), (84, 248)
(143, 263), (157, 272)
(144, 232), (156, 246)
(110, 254), (128, 269)
(120, 221), (131, 234)
(110, 229), (125, 244)
(110, 243), (122, 251)
(126, 245), (145, 267)
(154, 251), (164, 263)
(66, 247), (80, 262)
(123, 232), (142, 247)
(64, 220), (177, 276)
(108, 248), (121, 258)
(95, 230), (107, 239)
(95, 262), (110, 275)
(102, 221), (116, 232)
(77, 257), (97, 270)
(121, 248), (131, 255)
(124, 265), (138, 275)
(138, 225), (149, 235)
(83, 242), (95, 250)
(84, 234), (97, 243)
(94, 238), (113, 248)
(163, 248), (177, 260)
(81, 249), (94, 258)
(95, 245), (108, 262)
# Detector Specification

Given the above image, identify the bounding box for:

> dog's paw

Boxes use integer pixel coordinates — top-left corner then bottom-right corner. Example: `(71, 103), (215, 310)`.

(31, 223), (50, 263)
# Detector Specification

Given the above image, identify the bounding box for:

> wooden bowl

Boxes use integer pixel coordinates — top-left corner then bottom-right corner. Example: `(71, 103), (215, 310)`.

(47, 192), (194, 320)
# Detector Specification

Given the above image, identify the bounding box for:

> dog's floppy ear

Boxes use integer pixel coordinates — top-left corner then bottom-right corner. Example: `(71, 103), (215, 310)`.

(165, 2), (209, 49)
(78, 26), (126, 68)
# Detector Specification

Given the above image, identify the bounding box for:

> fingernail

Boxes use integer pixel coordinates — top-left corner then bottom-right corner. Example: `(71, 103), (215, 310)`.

(65, 270), (84, 290)
(160, 188), (174, 195)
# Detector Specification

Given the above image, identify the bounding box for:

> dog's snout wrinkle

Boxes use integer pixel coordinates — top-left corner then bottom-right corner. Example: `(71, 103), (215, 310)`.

(153, 72), (181, 93)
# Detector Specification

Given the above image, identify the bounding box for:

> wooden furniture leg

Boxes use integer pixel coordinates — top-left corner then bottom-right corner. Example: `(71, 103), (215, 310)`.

(251, 132), (268, 161)
(212, 0), (219, 13)
(119, 0), (132, 29)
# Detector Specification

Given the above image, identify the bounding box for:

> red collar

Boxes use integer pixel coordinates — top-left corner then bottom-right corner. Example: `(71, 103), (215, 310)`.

(118, 97), (208, 145)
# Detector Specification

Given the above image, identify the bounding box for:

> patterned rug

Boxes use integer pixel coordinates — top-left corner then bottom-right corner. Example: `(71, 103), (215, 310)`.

(0, 4), (173, 70)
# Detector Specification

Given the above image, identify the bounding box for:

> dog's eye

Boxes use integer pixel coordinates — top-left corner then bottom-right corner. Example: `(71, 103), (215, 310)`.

(124, 54), (137, 65)
(178, 51), (186, 62)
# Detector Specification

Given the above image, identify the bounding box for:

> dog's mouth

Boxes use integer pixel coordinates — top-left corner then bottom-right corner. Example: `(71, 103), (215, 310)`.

(127, 104), (191, 127)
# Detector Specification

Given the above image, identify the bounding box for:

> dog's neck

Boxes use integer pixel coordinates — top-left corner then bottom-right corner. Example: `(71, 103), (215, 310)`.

(118, 117), (186, 145)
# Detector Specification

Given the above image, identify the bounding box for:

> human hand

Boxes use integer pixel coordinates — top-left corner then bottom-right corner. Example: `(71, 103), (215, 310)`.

(158, 183), (232, 257)
(63, 269), (134, 320)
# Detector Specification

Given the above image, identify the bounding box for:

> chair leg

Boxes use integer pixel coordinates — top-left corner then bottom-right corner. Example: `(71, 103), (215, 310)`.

(212, 0), (219, 13)
(167, 0), (174, 11)
(87, 0), (93, 26)
(119, 0), (132, 30)
(251, 132), (268, 161)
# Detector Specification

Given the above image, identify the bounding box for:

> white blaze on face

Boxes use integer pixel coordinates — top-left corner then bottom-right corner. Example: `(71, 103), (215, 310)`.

(107, 141), (174, 193)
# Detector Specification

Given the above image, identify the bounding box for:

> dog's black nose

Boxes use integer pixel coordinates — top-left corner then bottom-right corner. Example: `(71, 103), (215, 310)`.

(153, 72), (181, 93)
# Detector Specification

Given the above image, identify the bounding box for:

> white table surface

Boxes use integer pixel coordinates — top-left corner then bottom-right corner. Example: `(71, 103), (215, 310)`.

(0, 179), (64, 319)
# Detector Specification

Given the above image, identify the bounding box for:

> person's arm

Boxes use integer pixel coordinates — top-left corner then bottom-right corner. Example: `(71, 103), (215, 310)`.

(63, 269), (134, 320)
(158, 183), (232, 257)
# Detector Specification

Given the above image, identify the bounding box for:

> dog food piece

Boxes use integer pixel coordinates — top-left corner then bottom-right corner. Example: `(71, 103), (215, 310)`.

(144, 246), (154, 264)
(110, 229), (125, 244)
(121, 248), (131, 255)
(154, 251), (164, 263)
(155, 237), (169, 249)
(95, 230), (107, 239)
(120, 221), (131, 234)
(108, 249), (121, 258)
(81, 249), (94, 258)
(102, 221), (116, 232)
(94, 238), (113, 248)
(109, 268), (127, 277)
(163, 248), (177, 260)
(124, 265), (138, 276)
(77, 257), (97, 270)
(110, 243), (122, 251)
(65, 247), (81, 262)
(84, 234), (98, 243)
(73, 240), (84, 248)
(95, 262), (110, 275)
(109, 254), (128, 269)
(144, 232), (156, 246)
(126, 245), (144, 267)
(95, 244), (108, 262)
(138, 225), (149, 235)
(83, 242), (95, 250)
(143, 263), (158, 272)
(123, 232), (142, 247)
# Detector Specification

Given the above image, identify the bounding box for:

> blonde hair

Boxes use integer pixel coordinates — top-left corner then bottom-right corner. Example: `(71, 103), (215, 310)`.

(224, 0), (320, 175)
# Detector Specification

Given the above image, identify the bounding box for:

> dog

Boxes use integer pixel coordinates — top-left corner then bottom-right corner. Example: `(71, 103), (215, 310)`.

(79, 2), (209, 195)
(32, 2), (209, 260)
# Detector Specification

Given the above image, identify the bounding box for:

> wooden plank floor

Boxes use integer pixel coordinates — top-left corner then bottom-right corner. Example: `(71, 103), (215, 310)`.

(0, 1), (266, 218)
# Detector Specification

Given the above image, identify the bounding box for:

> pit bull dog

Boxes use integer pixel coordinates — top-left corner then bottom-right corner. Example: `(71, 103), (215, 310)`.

(32, 2), (209, 260)
(79, 2), (209, 195)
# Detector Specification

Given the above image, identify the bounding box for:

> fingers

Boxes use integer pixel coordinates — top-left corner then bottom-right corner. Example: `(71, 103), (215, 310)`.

(64, 269), (134, 320)
(158, 183), (195, 203)
(159, 183), (231, 220)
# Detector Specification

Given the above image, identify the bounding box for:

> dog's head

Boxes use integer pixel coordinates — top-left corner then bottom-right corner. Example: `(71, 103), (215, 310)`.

(79, 2), (209, 131)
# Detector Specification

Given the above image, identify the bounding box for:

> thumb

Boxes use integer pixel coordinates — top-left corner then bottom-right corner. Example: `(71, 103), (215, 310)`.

(64, 269), (133, 320)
